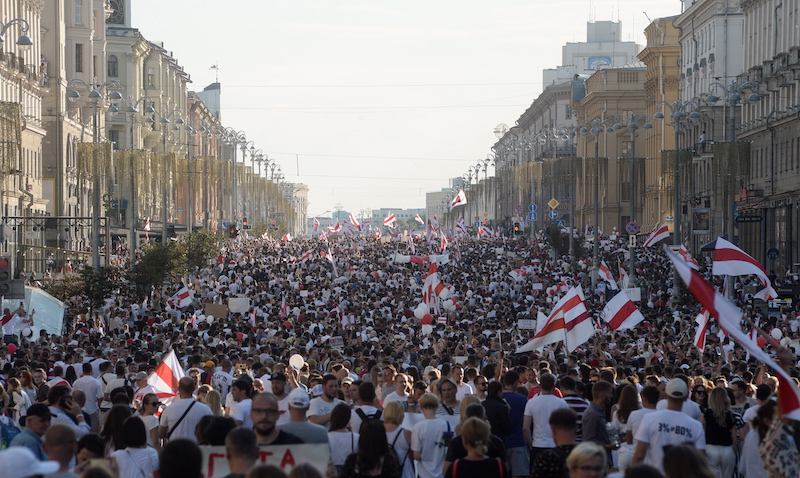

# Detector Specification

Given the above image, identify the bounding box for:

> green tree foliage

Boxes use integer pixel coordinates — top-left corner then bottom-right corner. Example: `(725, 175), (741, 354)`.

(79, 266), (126, 312)
(132, 242), (187, 297)
(185, 229), (220, 270)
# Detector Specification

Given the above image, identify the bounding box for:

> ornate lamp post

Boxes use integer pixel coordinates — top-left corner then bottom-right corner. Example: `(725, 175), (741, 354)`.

(580, 119), (614, 287)
(706, 80), (761, 142)
(152, 107), (185, 243)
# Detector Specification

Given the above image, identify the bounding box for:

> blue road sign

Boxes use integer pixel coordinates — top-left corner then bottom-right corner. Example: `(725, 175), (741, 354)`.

(473, 221), (480, 227)
(524, 221), (531, 227)
(768, 248), (779, 260)
(548, 210), (559, 219)
(626, 221), (640, 235)
(529, 204), (538, 212)
(515, 205), (523, 212)
(556, 220), (565, 227)
(528, 212), (537, 221)
(221, 222), (227, 228)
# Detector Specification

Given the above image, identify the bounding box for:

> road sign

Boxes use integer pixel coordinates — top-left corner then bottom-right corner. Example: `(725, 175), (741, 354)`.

(221, 222), (227, 228)
(626, 221), (640, 235)
(768, 248), (780, 260)
(483, 213), (488, 217)
(548, 198), (559, 209)
(528, 212), (537, 221)
(524, 221), (531, 227)
(474, 221), (480, 227)
(556, 220), (565, 227)
(515, 205), (523, 212)
(529, 204), (538, 212)
(548, 210), (559, 219)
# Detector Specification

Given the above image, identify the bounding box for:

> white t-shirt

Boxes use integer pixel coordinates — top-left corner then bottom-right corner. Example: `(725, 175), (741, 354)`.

(627, 407), (657, 446)
(411, 418), (450, 478)
(232, 398), (253, 429)
(656, 398), (702, 420)
(523, 394), (569, 448)
(160, 398), (213, 442)
(455, 382), (474, 401)
(308, 397), (342, 428)
(276, 394), (291, 426)
(211, 370), (234, 402)
(634, 409), (706, 472)
(328, 431), (359, 467)
(349, 405), (383, 433)
(383, 391), (408, 404)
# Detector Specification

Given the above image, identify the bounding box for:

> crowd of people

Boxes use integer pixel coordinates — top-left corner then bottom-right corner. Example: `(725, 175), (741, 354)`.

(0, 230), (799, 478)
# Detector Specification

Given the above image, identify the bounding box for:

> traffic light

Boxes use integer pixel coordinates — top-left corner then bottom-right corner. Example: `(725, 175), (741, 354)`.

(242, 218), (251, 229)
(0, 255), (10, 295)
(513, 222), (523, 235)
(228, 225), (238, 238)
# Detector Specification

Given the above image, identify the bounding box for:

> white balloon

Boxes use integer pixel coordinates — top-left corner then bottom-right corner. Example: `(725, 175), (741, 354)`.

(414, 305), (427, 319)
(421, 324), (433, 335)
(206, 315), (214, 324)
(289, 354), (305, 371)
(466, 290), (473, 297)
(439, 288), (452, 300)
(771, 328), (783, 340)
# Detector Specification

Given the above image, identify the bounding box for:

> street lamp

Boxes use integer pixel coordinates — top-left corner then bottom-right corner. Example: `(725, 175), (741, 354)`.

(613, 113), (652, 286)
(0, 18), (33, 50)
(654, 100), (701, 247)
(67, 78), (123, 269)
(580, 118), (614, 287)
(706, 80), (761, 141)
(152, 107), (185, 243)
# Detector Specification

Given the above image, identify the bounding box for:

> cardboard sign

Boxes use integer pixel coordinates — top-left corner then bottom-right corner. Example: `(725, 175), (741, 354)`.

(201, 444), (329, 478)
(518, 319), (536, 330)
(330, 336), (344, 348)
(203, 303), (229, 320)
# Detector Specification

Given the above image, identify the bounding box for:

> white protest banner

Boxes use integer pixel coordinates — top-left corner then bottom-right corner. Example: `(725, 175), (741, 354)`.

(330, 336), (344, 348)
(518, 319), (537, 330)
(227, 297), (251, 314)
(201, 444), (329, 477)
(532, 283), (543, 291)
(623, 287), (641, 302)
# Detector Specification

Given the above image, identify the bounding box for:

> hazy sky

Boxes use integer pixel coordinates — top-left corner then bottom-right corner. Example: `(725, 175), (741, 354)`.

(134, 1), (680, 218)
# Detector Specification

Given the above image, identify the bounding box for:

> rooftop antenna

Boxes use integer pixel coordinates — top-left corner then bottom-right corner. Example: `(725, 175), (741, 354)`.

(210, 64), (220, 83)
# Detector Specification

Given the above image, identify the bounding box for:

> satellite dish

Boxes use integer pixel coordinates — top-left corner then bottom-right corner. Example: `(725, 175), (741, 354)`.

(494, 123), (508, 139)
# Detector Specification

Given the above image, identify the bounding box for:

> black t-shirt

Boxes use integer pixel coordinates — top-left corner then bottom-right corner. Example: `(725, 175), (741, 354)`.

(444, 457), (506, 478)
(704, 409), (734, 446)
(445, 434), (508, 470)
(270, 430), (304, 445)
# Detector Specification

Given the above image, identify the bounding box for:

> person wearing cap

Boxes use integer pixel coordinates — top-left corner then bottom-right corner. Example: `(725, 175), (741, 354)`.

(270, 372), (292, 426)
(230, 379), (253, 429)
(42, 424), (78, 478)
(0, 446), (59, 478)
(655, 373), (702, 420)
(308, 374), (342, 428)
(277, 388), (328, 444)
(631, 378), (706, 473)
(132, 372), (156, 409)
(9, 402), (51, 460)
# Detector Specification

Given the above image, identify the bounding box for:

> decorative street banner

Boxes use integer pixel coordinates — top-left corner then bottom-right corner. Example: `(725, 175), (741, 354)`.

(201, 444), (329, 477)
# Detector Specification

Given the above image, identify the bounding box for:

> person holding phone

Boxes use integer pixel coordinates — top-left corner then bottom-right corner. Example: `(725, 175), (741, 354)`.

(47, 385), (91, 439)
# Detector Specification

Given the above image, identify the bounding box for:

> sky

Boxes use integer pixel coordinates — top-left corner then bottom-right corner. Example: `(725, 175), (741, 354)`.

(134, 0), (681, 219)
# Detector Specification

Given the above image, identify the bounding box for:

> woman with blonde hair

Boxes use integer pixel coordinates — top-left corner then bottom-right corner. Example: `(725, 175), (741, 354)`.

(454, 394), (480, 435)
(196, 384), (212, 403)
(384, 401), (414, 478)
(443, 417), (507, 477)
(7, 377), (30, 425)
(204, 389), (223, 416)
(702, 387), (737, 478)
(566, 442), (607, 478)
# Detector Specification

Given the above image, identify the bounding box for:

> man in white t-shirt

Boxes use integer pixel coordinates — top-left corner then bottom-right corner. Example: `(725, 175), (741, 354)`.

(270, 372), (292, 426)
(211, 360), (235, 403)
(231, 379), (254, 429)
(632, 378), (706, 473)
(308, 374), (342, 428)
(159, 377), (213, 443)
(383, 373), (411, 404)
(523, 373), (569, 462)
(451, 364), (474, 400)
(412, 393), (451, 478)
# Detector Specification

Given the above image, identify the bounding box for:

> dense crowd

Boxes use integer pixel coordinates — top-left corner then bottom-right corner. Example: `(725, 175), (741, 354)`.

(0, 231), (800, 478)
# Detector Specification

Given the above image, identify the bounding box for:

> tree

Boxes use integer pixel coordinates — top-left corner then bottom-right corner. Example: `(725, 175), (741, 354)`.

(79, 266), (126, 312)
(132, 242), (187, 297)
(184, 229), (220, 270)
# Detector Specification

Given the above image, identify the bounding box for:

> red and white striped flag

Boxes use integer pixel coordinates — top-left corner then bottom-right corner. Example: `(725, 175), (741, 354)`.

(298, 250), (314, 263)
(711, 237), (777, 300)
(665, 245), (800, 420)
(143, 218), (151, 231)
(383, 213), (396, 227)
(414, 214), (425, 225)
(449, 190), (467, 211)
(517, 310), (565, 353)
(694, 309), (711, 351)
(678, 245), (701, 270)
(598, 261), (619, 290)
(349, 213), (361, 230)
(278, 294), (289, 319)
(440, 233), (448, 252)
(602, 291), (644, 330)
(326, 247), (338, 277)
(313, 217), (320, 232)
(147, 349), (185, 401)
(168, 286), (193, 308)
(643, 222), (670, 247)
(438, 316), (447, 325)
(617, 263), (629, 289)
(250, 309), (258, 328)
(282, 233), (292, 242)
(455, 217), (467, 235)
(562, 286), (593, 352)
(328, 219), (341, 233)
(422, 262), (445, 314)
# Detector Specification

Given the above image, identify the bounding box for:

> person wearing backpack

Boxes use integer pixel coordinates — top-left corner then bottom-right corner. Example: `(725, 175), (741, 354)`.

(444, 417), (508, 478)
(384, 401), (414, 478)
(349, 382), (383, 433)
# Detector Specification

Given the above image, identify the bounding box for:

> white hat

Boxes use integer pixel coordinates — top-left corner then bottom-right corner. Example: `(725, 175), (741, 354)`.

(665, 378), (689, 399)
(287, 388), (310, 409)
(0, 447), (59, 478)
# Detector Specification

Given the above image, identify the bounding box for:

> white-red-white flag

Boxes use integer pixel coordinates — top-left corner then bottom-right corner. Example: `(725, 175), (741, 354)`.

(617, 262), (629, 289)
(665, 245), (800, 421)
(711, 237), (777, 300)
(279, 294), (289, 319)
(509, 269), (527, 282)
(349, 213), (361, 230)
(143, 218), (151, 232)
(168, 286), (193, 308)
(414, 214), (425, 225)
(598, 261), (619, 290)
(643, 222), (670, 247)
(678, 245), (701, 270)
(383, 213), (396, 227)
(517, 310), (566, 353)
(282, 233), (292, 242)
(326, 247), (338, 277)
(147, 349), (185, 401)
(449, 190), (467, 211)
(298, 250), (313, 263)
(694, 309), (711, 351)
(602, 291), (644, 330)
(563, 286), (593, 352)
(422, 262), (445, 314)
(313, 217), (320, 232)
(440, 233), (448, 252)
(328, 219), (341, 233)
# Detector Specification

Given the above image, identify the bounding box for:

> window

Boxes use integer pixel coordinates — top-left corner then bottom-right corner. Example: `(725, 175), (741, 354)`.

(74, 0), (83, 25)
(565, 105), (573, 119)
(75, 44), (83, 72)
(109, 130), (119, 150)
(107, 55), (118, 77)
(146, 68), (155, 88)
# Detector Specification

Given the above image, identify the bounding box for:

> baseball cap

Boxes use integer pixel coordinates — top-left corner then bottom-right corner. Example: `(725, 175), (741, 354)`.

(341, 377), (354, 385)
(311, 384), (324, 397)
(665, 378), (688, 399)
(23, 403), (52, 422)
(287, 388), (310, 409)
(133, 372), (147, 381)
(204, 360), (216, 368)
(0, 447), (59, 478)
(271, 372), (287, 382)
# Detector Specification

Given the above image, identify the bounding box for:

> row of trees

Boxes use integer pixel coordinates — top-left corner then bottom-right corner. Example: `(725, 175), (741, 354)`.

(43, 229), (221, 314)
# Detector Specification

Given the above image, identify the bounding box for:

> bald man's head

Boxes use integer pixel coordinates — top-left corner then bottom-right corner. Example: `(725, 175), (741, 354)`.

(179, 377), (195, 397)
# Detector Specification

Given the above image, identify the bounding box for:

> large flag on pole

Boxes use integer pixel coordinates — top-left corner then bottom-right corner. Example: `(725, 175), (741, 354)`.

(563, 286), (593, 352)
(414, 214), (425, 225)
(383, 213), (396, 227)
(711, 237), (777, 300)
(602, 291), (644, 330)
(147, 349), (185, 401)
(678, 245), (701, 270)
(665, 246), (800, 420)
(694, 309), (711, 351)
(643, 222), (670, 247)
(167, 286), (193, 308)
(516, 311), (565, 353)
(449, 190), (467, 211)
(598, 261), (619, 290)
(313, 217), (320, 232)
(617, 262), (629, 289)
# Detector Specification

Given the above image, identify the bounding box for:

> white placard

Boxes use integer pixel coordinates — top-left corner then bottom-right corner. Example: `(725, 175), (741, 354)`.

(227, 297), (251, 314)
(623, 287), (641, 302)
(518, 319), (536, 330)
(330, 336), (344, 348)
